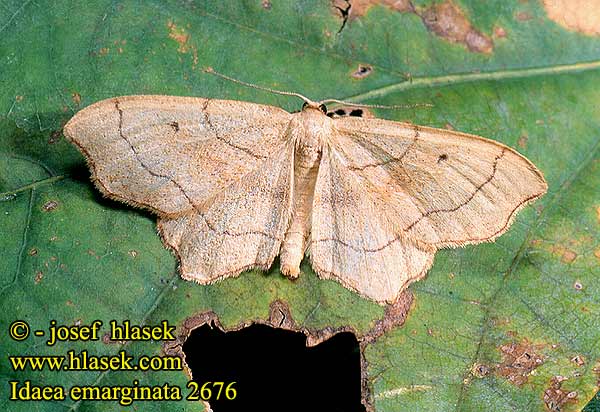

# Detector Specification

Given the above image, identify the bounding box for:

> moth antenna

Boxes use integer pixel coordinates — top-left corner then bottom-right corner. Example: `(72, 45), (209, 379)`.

(318, 98), (434, 110)
(204, 67), (316, 106)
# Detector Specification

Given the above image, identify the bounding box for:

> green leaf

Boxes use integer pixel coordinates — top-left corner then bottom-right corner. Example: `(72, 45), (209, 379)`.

(1, 1), (599, 411)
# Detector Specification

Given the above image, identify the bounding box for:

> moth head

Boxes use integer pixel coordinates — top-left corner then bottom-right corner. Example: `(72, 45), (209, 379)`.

(301, 101), (327, 114)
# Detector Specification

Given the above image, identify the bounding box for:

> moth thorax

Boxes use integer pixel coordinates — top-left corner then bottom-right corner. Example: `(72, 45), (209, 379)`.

(293, 108), (332, 141)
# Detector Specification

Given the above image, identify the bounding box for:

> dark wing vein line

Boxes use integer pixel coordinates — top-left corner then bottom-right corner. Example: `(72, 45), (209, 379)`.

(116, 99), (282, 242)
(311, 144), (508, 252)
(202, 99), (268, 160)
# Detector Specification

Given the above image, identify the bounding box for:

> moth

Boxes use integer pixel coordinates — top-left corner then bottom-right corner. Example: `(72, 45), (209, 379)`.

(64, 95), (547, 303)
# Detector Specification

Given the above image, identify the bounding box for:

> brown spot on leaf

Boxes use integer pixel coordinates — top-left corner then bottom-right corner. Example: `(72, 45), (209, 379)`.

(71, 92), (81, 105)
(573, 280), (583, 290)
(351, 64), (373, 79)
(262, 0), (272, 9)
(66, 300), (75, 307)
(167, 20), (199, 66)
(167, 20), (189, 51)
(15, 95), (24, 102)
(34, 271), (44, 284)
(594, 248), (600, 260)
(494, 26), (507, 38)
(518, 134), (528, 148)
(543, 0), (600, 36)
(42, 200), (58, 212)
(516, 11), (533, 21)
(596, 205), (600, 224)
(99, 47), (109, 56)
(594, 363), (600, 385)
(543, 376), (578, 412)
(128, 250), (138, 258)
(48, 130), (62, 144)
(550, 245), (577, 263)
(28, 248), (38, 256)
(419, 1), (493, 53)
(497, 340), (544, 386)
(471, 363), (490, 378)
(103, 331), (126, 345)
(570, 354), (585, 366)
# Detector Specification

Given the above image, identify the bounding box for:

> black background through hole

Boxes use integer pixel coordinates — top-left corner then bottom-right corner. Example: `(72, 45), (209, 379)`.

(182, 323), (365, 412)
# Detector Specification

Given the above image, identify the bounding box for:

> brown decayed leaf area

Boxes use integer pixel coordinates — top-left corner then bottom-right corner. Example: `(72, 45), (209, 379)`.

(419, 1), (493, 53)
(42, 200), (59, 212)
(543, 0), (600, 36)
(333, 0), (414, 16)
(167, 20), (199, 66)
(550, 244), (578, 263)
(543, 376), (578, 412)
(48, 130), (62, 144)
(496, 340), (545, 386)
(331, 0), (493, 53)
(471, 363), (491, 378)
(64, 95), (546, 303)
(72, 92), (81, 105)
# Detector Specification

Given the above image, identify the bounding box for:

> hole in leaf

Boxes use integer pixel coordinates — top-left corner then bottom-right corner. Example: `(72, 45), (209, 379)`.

(351, 64), (373, 79)
(183, 323), (365, 412)
(349, 109), (363, 117)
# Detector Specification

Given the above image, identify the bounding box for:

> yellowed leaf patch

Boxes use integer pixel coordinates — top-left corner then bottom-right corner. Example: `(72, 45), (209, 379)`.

(543, 0), (600, 36)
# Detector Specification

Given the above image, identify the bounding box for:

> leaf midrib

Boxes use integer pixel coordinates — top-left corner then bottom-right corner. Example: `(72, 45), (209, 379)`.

(344, 60), (600, 103)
